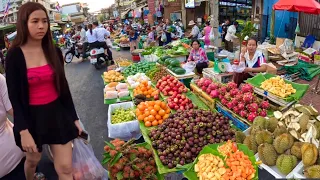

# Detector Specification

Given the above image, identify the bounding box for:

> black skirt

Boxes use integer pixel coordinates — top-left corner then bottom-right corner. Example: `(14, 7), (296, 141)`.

(14, 98), (79, 152)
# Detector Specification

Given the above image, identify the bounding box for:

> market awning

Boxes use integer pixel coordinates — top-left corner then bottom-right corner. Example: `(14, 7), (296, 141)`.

(273, 0), (320, 14)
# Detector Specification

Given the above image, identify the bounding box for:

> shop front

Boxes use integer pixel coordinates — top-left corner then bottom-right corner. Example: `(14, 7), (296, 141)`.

(185, 0), (209, 28)
(219, 0), (253, 23)
(163, 0), (182, 23)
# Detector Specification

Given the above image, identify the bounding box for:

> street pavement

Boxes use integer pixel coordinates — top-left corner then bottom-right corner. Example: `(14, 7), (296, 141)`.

(37, 48), (275, 180)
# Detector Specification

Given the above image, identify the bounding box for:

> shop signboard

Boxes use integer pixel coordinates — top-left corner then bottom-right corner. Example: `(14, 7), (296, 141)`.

(185, 0), (195, 8)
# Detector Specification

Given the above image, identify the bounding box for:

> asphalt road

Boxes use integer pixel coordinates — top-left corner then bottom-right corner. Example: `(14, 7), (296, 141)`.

(37, 48), (275, 180)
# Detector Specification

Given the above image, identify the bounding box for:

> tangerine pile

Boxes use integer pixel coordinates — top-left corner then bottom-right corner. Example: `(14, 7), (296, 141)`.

(133, 81), (159, 99)
(136, 100), (170, 127)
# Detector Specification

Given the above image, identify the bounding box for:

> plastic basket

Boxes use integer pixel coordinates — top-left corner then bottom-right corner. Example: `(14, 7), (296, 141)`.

(216, 102), (250, 131)
(206, 52), (215, 62)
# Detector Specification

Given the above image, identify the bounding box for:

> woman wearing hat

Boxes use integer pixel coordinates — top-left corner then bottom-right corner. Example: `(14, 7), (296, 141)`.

(187, 20), (201, 40)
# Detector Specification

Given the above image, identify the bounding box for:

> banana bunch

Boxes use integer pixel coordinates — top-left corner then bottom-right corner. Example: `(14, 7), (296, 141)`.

(260, 76), (296, 98)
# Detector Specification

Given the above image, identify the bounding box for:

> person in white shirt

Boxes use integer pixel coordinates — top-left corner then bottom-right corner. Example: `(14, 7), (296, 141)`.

(91, 22), (113, 60)
(86, 24), (97, 45)
(187, 20), (201, 40)
(225, 21), (239, 52)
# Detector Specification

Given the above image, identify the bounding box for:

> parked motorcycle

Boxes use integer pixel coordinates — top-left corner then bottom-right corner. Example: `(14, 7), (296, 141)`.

(64, 39), (91, 63)
(89, 47), (109, 70)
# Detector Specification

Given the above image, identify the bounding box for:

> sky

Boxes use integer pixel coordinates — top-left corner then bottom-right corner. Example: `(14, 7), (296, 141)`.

(58, 0), (115, 12)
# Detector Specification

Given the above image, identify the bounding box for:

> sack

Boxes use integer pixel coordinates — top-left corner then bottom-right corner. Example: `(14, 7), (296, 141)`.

(72, 138), (108, 180)
(106, 39), (112, 48)
(161, 32), (167, 42)
(107, 102), (141, 141)
(209, 27), (215, 41)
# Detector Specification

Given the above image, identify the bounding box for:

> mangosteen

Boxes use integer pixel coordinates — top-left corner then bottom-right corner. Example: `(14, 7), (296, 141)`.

(180, 152), (186, 158)
(212, 126), (217, 131)
(206, 128), (212, 133)
(209, 139), (215, 144)
(193, 129), (199, 134)
(212, 131), (216, 136)
(197, 147), (202, 151)
(189, 137), (194, 141)
(168, 136), (172, 141)
(199, 130), (206, 136)
(215, 139), (220, 143)
(168, 163), (174, 169)
(223, 130), (229, 136)
(176, 135), (181, 140)
(186, 152), (192, 158)
(199, 137), (204, 142)
(185, 143), (190, 149)
(194, 144), (198, 148)
(191, 148), (197, 153)
(168, 153), (173, 158)
(194, 138), (199, 144)
(203, 140), (208, 145)
(180, 160), (185, 165)
(188, 141), (194, 146)
(187, 132), (193, 137)
(199, 142), (203, 147)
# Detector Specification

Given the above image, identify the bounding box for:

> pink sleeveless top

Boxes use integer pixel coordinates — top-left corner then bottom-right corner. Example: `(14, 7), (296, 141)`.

(27, 64), (58, 105)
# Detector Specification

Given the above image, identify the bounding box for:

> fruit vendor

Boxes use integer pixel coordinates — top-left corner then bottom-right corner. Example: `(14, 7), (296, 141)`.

(233, 37), (267, 86)
(187, 40), (209, 75)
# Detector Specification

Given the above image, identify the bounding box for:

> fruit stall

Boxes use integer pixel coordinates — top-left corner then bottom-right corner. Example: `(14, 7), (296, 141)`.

(100, 55), (319, 180)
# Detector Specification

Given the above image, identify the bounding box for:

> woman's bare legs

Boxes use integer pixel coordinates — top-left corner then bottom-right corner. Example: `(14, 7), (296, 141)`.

(25, 152), (42, 180)
(50, 142), (73, 180)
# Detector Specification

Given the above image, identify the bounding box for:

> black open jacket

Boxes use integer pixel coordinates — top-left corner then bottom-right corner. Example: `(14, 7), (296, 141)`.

(5, 47), (78, 133)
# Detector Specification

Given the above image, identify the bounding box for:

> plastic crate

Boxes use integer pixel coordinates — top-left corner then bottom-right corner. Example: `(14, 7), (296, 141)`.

(206, 52), (215, 62)
(179, 78), (192, 89)
(216, 103), (250, 131)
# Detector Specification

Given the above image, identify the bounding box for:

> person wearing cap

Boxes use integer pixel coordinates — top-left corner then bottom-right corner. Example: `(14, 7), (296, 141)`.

(163, 19), (172, 45)
(187, 20), (201, 40)
(225, 21), (239, 52)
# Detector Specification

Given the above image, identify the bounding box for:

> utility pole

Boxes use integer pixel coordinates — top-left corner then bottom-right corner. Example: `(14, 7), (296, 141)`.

(210, 0), (220, 47)
(116, 0), (121, 20)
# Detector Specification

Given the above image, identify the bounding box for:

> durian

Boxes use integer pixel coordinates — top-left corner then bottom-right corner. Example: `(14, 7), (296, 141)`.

(266, 117), (278, 133)
(249, 126), (262, 136)
(258, 143), (278, 166)
(273, 133), (294, 154)
(255, 130), (273, 145)
(243, 135), (258, 154)
(301, 143), (318, 166)
(273, 126), (288, 137)
(276, 154), (297, 175)
(290, 142), (305, 159)
(235, 131), (246, 143)
(253, 116), (267, 129)
(304, 165), (320, 178)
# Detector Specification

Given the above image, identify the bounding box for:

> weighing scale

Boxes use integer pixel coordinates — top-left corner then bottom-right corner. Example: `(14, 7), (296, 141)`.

(214, 54), (229, 73)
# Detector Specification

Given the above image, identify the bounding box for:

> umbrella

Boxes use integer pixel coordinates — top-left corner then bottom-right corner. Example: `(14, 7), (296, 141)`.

(273, 0), (320, 14)
(270, 0), (320, 37)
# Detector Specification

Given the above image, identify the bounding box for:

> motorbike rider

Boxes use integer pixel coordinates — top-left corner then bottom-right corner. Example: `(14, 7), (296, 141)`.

(92, 22), (113, 61)
(86, 24), (98, 48)
(78, 25), (88, 61)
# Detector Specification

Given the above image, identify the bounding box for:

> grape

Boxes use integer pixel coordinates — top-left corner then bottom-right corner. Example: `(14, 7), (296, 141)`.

(111, 108), (135, 124)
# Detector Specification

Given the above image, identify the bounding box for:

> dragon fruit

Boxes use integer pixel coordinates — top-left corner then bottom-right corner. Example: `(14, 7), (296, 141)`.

(227, 102), (234, 109)
(243, 93), (254, 104)
(197, 78), (205, 86)
(219, 86), (227, 95)
(210, 90), (219, 98)
(235, 94), (243, 102)
(231, 98), (238, 106)
(247, 112), (257, 122)
(259, 109), (267, 117)
(241, 84), (253, 93)
(221, 98), (228, 106)
(237, 102), (245, 111)
(208, 83), (219, 90)
(203, 79), (212, 87)
(248, 103), (259, 113)
(260, 101), (270, 109)
(201, 86), (207, 91)
(206, 88), (211, 94)
(218, 94), (224, 100)
(230, 89), (240, 97)
(240, 110), (248, 118)
(226, 82), (238, 91)
(224, 93), (232, 101)
(233, 106), (240, 114)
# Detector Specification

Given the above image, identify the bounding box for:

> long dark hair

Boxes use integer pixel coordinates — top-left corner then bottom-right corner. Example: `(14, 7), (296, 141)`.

(11, 2), (64, 94)
(88, 24), (93, 35)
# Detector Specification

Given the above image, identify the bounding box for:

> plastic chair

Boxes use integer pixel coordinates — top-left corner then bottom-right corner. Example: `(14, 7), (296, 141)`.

(301, 35), (316, 49)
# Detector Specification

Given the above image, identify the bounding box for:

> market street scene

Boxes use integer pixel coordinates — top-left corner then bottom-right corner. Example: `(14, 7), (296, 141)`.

(0, 0), (320, 180)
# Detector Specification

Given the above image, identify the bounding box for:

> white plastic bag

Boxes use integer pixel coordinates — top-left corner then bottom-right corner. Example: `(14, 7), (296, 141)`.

(72, 138), (108, 180)
(182, 62), (196, 74)
(105, 91), (118, 99)
(209, 27), (215, 41)
(106, 39), (112, 48)
(231, 61), (246, 73)
(107, 102), (141, 141)
(161, 32), (167, 42)
(118, 91), (129, 98)
(115, 83), (128, 91)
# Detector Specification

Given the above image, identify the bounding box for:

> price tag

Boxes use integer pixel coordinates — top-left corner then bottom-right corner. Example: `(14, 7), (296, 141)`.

(263, 90), (268, 96)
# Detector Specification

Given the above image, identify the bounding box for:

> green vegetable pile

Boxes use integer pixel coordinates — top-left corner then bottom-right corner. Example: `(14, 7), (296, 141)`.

(123, 62), (157, 77)
(158, 57), (186, 75)
(111, 107), (135, 124)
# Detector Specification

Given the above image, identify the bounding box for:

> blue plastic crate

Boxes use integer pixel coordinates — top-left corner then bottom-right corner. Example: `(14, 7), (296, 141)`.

(216, 103), (250, 131)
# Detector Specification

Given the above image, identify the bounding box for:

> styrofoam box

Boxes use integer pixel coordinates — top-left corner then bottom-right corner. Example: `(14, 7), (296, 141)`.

(293, 162), (306, 179)
(243, 127), (300, 179)
(107, 102), (141, 141)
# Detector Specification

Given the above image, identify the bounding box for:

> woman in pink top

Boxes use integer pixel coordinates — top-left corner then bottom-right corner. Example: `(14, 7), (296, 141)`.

(203, 21), (212, 46)
(5, 2), (82, 180)
(0, 74), (26, 179)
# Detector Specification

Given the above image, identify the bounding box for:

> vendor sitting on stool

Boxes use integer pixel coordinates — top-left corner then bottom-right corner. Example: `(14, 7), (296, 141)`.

(234, 37), (267, 87)
(188, 40), (209, 75)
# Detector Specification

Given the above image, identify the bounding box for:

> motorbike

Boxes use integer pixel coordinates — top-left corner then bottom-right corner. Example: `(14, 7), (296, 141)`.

(64, 39), (91, 63)
(89, 47), (108, 70)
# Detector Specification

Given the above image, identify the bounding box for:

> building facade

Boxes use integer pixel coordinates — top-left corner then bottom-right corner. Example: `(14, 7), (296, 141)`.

(61, 2), (89, 24)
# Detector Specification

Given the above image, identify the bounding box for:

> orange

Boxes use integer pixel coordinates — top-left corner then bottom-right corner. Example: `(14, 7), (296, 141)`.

(158, 120), (163, 124)
(160, 102), (167, 109)
(145, 121), (152, 127)
(158, 109), (165, 116)
(152, 120), (158, 126)
(146, 95), (151, 98)
(136, 110), (142, 116)
(138, 104), (145, 111)
(144, 117), (149, 122)
(148, 89), (153, 95)
(155, 115), (162, 120)
(165, 108), (171, 114)
(150, 109), (157, 116)
(137, 115), (145, 121)
(149, 101), (155, 106)
(163, 114), (169, 120)
(155, 101), (162, 106)
(148, 115), (155, 121)
(144, 111), (150, 117)
(154, 105), (161, 111)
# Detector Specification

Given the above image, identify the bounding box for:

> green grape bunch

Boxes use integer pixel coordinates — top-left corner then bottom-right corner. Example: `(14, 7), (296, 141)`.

(111, 107), (136, 124)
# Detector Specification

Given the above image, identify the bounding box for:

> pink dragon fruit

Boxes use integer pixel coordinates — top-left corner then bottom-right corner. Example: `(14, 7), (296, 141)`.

(233, 106), (240, 114)
(247, 112), (258, 122)
(219, 86), (227, 95)
(259, 109), (267, 117)
(206, 88), (211, 94)
(243, 93), (254, 104)
(261, 101), (270, 109)
(201, 86), (207, 91)
(226, 82), (238, 91)
(231, 98), (238, 106)
(218, 94), (224, 100)
(197, 78), (205, 86)
(227, 102), (234, 109)
(235, 94), (243, 102)
(208, 83), (219, 90)
(230, 89), (240, 97)
(241, 84), (254, 93)
(248, 103), (259, 113)
(240, 110), (248, 118)
(210, 90), (219, 98)
(203, 79), (212, 87)
(221, 98), (228, 106)
(237, 103), (245, 111)
(224, 93), (232, 101)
